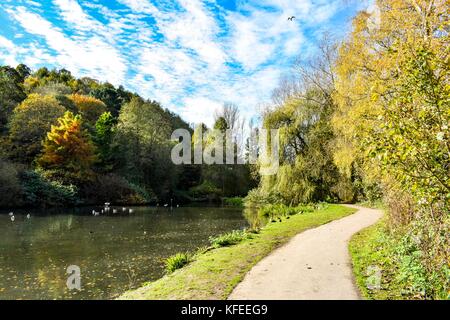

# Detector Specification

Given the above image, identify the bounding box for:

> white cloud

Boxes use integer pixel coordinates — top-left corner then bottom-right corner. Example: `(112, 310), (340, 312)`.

(0, 0), (361, 126)
(179, 97), (222, 127)
(7, 6), (127, 85)
(53, 0), (99, 32)
(0, 35), (20, 66)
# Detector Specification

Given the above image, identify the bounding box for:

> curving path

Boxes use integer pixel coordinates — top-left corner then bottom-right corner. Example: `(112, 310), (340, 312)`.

(228, 205), (382, 300)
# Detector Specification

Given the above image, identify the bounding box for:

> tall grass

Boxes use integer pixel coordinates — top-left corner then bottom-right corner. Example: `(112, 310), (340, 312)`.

(209, 230), (250, 248)
(165, 253), (191, 274)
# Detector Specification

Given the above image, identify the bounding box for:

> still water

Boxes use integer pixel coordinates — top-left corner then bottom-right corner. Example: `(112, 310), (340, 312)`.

(0, 206), (251, 300)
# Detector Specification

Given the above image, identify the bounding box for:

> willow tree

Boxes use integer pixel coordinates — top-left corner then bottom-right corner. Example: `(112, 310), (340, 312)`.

(251, 39), (353, 205)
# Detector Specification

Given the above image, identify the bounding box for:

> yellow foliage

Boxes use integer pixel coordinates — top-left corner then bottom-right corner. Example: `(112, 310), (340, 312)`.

(68, 94), (106, 123)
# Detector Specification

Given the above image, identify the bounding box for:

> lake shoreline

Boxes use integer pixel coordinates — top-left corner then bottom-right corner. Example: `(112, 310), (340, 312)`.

(0, 206), (248, 299)
(118, 204), (356, 300)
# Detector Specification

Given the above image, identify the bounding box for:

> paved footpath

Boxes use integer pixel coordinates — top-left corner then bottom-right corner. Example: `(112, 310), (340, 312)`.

(228, 205), (383, 300)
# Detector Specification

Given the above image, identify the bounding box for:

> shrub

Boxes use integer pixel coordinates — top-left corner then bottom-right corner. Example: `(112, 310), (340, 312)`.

(259, 204), (314, 218)
(20, 170), (78, 207)
(244, 188), (283, 207)
(189, 180), (221, 199)
(223, 197), (244, 207)
(81, 173), (154, 205)
(209, 230), (249, 248)
(165, 253), (191, 274)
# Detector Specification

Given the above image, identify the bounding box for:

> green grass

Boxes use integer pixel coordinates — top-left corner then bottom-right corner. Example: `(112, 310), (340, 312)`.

(165, 253), (191, 274)
(349, 219), (404, 300)
(209, 230), (250, 248)
(119, 204), (356, 300)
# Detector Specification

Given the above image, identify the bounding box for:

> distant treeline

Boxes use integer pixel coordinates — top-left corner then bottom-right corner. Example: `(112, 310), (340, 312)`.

(0, 65), (255, 208)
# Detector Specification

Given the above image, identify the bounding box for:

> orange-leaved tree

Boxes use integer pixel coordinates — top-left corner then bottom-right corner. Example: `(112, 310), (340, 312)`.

(38, 111), (97, 177)
(68, 94), (107, 124)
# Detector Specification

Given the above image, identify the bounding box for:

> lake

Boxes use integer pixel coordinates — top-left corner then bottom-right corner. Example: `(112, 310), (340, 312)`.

(0, 206), (253, 300)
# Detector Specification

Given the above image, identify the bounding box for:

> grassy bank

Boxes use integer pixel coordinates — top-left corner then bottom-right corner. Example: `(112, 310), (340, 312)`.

(350, 219), (449, 300)
(350, 219), (403, 300)
(119, 204), (356, 300)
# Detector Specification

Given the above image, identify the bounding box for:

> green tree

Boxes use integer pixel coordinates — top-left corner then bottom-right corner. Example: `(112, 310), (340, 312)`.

(94, 111), (117, 170)
(116, 97), (173, 197)
(90, 83), (132, 117)
(0, 66), (26, 132)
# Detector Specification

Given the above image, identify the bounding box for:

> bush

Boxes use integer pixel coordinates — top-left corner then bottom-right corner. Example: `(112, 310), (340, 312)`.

(189, 181), (221, 199)
(223, 197), (244, 207)
(394, 215), (449, 300)
(209, 230), (249, 248)
(81, 173), (154, 205)
(258, 204), (314, 219)
(20, 170), (78, 207)
(165, 253), (191, 274)
(244, 188), (283, 207)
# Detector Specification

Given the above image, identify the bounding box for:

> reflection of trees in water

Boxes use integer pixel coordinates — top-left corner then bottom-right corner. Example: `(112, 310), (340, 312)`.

(0, 207), (249, 299)
(243, 208), (267, 231)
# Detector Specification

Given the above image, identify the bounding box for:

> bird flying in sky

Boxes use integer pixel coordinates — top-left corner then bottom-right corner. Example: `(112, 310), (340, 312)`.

(288, 16), (296, 21)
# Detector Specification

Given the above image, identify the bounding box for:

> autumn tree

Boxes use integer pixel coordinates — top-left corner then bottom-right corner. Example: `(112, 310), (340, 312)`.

(332, 0), (449, 298)
(38, 111), (97, 177)
(7, 94), (66, 163)
(69, 94), (107, 124)
(333, 0), (449, 210)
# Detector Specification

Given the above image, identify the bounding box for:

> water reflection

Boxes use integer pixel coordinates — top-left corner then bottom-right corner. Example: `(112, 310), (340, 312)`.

(0, 206), (250, 300)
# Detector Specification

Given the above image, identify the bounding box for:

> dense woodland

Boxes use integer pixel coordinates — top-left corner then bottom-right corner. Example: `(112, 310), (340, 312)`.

(246, 0), (448, 299)
(0, 65), (255, 208)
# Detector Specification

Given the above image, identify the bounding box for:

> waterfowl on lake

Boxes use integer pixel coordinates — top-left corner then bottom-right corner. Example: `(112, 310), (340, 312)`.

(113, 209), (118, 214)
(9, 212), (13, 216)
(26, 214), (31, 219)
(129, 209), (134, 214)
(10, 216), (15, 222)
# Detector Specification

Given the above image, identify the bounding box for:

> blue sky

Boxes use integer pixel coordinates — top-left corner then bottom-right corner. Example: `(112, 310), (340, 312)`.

(0, 0), (370, 126)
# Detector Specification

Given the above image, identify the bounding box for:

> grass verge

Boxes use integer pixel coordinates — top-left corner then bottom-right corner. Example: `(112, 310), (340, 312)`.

(349, 219), (403, 300)
(119, 204), (356, 300)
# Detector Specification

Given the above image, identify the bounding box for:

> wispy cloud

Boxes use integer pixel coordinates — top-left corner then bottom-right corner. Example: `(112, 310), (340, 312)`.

(0, 0), (368, 127)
